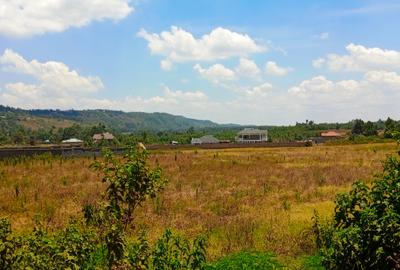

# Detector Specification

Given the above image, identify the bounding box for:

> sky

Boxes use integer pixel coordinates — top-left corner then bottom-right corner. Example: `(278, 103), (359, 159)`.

(0, 0), (399, 125)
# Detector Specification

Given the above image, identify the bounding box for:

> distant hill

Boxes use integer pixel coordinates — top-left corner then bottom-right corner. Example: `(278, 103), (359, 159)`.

(0, 105), (230, 132)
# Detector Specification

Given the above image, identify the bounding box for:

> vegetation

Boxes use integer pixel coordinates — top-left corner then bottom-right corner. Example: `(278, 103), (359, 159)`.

(205, 251), (280, 269)
(2, 105), (400, 146)
(0, 105), (220, 136)
(351, 119), (379, 136)
(314, 149), (400, 269)
(0, 147), (209, 269)
(1, 142), (399, 268)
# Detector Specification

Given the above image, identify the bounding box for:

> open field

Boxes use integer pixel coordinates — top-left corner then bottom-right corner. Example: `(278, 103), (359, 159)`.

(0, 142), (398, 267)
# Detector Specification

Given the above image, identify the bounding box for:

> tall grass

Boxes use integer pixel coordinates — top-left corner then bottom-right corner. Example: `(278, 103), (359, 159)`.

(0, 143), (396, 263)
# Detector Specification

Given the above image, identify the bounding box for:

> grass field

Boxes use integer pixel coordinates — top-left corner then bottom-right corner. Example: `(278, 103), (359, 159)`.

(0, 142), (397, 268)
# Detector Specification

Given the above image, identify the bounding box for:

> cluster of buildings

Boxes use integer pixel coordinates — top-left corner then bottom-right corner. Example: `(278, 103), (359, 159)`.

(191, 128), (268, 145)
(60, 132), (115, 146)
(59, 128), (346, 147)
(190, 128), (347, 145)
(308, 130), (346, 144)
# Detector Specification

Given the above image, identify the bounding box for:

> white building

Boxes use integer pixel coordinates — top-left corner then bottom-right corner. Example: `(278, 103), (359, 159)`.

(235, 128), (268, 143)
(191, 135), (219, 145)
(61, 138), (84, 146)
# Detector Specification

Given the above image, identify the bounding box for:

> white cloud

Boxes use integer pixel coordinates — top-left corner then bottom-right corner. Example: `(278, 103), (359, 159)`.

(288, 76), (359, 99)
(0, 49), (104, 108)
(288, 71), (400, 102)
(286, 71), (400, 122)
(235, 58), (260, 78)
(244, 82), (272, 98)
(194, 63), (236, 83)
(0, 0), (133, 37)
(312, 58), (326, 68)
(71, 87), (214, 121)
(363, 70), (400, 88)
(160, 59), (173, 71)
(1, 50), (399, 125)
(319, 32), (329, 40)
(265, 61), (292, 76)
(138, 26), (265, 67)
(316, 43), (400, 72)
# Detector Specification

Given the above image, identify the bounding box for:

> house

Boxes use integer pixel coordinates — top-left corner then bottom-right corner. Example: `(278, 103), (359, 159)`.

(191, 135), (219, 145)
(309, 130), (346, 144)
(92, 132), (115, 143)
(320, 131), (343, 137)
(235, 128), (268, 143)
(61, 138), (83, 146)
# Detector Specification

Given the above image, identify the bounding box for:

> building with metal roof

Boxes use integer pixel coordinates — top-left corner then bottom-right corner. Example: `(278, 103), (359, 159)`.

(235, 128), (268, 143)
(191, 135), (219, 145)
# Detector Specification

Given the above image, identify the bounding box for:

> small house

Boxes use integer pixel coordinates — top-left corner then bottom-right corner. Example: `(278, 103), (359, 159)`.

(320, 131), (343, 138)
(309, 130), (346, 144)
(93, 132), (115, 143)
(61, 138), (83, 146)
(191, 135), (219, 145)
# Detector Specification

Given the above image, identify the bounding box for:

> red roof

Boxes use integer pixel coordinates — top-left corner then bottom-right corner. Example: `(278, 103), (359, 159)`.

(320, 131), (343, 137)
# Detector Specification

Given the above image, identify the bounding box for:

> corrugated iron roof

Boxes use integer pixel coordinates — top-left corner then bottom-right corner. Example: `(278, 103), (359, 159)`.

(237, 128), (268, 135)
(320, 131), (343, 137)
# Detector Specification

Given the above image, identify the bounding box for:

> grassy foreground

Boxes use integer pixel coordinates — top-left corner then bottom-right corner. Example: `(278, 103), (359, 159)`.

(0, 143), (397, 268)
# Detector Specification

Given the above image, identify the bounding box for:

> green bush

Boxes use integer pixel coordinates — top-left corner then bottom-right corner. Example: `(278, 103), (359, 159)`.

(0, 219), (96, 270)
(205, 251), (280, 270)
(128, 229), (207, 270)
(1, 145), (208, 269)
(314, 156), (400, 269)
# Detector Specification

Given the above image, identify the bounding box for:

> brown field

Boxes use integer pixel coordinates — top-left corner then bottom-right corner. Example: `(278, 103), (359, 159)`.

(18, 115), (75, 130)
(0, 143), (397, 264)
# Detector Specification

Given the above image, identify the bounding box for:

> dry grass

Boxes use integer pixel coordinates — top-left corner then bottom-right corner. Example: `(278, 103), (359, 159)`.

(18, 116), (75, 130)
(0, 143), (397, 260)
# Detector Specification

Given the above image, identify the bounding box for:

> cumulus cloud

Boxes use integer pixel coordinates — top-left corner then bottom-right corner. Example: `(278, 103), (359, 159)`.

(286, 71), (400, 121)
(244, 82), (272, 97)
(288, 71), (400, 102)
(138, 26), (265, 68)
(193, 63), (236, 83)
(315, 43), (400, 72)
(1, 49), (399, 125)
(235, 58), (261, 78)
(312, 58), (326, 68)
(0, 0), (133, 37)
(160, 59), (173, 71)
(265, 61), (292, 76)
(288, 76), (359, 99)
(0, 49), (104, 108)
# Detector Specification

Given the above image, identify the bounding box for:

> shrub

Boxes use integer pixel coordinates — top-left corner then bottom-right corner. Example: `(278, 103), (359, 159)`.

(205, 251), (280, 270)
(86, 146), (168, 267)
(314, 156), (400, 269)
(0, 219), (96, 270)
(0, 218), (13, 269)
(127, 229), (207, 270)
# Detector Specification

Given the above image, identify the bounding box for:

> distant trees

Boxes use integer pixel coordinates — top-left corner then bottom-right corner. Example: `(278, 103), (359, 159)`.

(384, 117), (400, 138)
(351, 119), (378, 136)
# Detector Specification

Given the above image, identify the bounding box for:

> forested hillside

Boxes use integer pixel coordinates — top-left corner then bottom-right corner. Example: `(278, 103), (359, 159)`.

(0, 105), (222, 132)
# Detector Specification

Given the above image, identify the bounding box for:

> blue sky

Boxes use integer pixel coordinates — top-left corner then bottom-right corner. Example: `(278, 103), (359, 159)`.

(0, 0), (399, 125)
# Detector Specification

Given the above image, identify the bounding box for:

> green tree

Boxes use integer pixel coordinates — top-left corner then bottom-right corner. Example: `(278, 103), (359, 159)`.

(363, 121), (378, 136)
(351, 119), (365, 135)
(86, 146), (167, 267)
(314, 156), (400, 269)
(384, 117), (400, 138)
